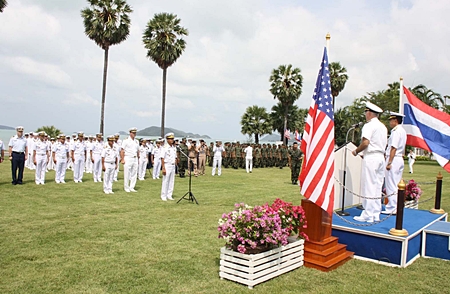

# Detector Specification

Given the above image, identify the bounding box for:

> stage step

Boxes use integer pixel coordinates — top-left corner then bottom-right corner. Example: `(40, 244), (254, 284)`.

(423, 221), (450, 260)
(303, 237), (354, 272)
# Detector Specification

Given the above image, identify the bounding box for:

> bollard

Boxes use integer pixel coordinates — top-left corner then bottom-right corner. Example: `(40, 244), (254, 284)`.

(430, 172), (445, 214)
(389, 179), (409, 237)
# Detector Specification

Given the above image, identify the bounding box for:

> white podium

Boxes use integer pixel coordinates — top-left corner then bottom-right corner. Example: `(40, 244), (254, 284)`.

(334, 142), (363, 210)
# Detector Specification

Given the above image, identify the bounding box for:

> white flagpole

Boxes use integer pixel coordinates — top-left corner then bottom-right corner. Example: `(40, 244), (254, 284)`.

(399, 76), (404, 115)
(326, 33), (331, 57)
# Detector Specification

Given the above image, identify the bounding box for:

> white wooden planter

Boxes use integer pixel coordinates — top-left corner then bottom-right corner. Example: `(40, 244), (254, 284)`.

(219, 239), (304, 289)
(405, 199), (419, 209)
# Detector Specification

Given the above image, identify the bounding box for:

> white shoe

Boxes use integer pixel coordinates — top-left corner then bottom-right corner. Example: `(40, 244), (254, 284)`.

(125, 189), (130, 193)
(79, 180), (83, 183)
(74, 180), (78, 183)
(353, 216), (371, 223)
(61, 180), (66, 184)
(109, 191), (114, 194)
(104, 191), (110, 194)
(114, 179), (118, 182)
(381, 210), (396, 215)
(55, 181), (60, 184)
(40, 182), (45, 185)
(168, 198), (174, 201)
(130, 189), (137, 192)
(94, 180), (97, 183)
(98, 179), (102, 183)
(161, 198), (167, 201)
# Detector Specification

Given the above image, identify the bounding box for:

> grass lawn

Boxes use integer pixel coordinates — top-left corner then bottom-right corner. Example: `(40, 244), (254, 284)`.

(0, 161), (449, 293)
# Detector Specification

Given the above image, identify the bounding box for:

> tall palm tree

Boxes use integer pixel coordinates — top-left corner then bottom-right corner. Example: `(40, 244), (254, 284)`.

(329, 62), (349, 108)
(143, 13), (188, 137)
(81, 0), (132, 134)
(0, 0), (7, 13)
(444, 95), (450, 114)
(412, 84), (444, 109)
(240, 105), (272, 144)
(269, 65), (303, 145)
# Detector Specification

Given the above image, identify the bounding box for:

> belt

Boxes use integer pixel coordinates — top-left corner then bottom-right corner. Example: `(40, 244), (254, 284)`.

(125, 155), (137, 158)
(12, 151), (25, 154)
(36, 153), (47, 156)
(105, 161), (116, 164)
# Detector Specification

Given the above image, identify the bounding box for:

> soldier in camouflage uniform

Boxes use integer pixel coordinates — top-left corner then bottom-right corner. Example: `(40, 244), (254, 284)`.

(288, 142), (303, 185)
(225, 142), (231, 168)
(178, 138), (189, 178)
(208, 142), (214, 167)
(261, 144), (267, 168)
(254, 144), (261, 168)
(230, 142), (236, 169)
(234, 142), (241, 169)
(267, 144), (273, 167)
(281, 144), (288, 169)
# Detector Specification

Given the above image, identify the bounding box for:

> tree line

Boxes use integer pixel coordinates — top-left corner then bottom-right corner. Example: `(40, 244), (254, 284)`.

(241, 63), (450, 147)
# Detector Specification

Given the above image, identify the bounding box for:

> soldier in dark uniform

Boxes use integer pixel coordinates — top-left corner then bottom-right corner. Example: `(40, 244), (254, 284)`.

(223, 142), (230, 168)
(234, 142), (241, 169)
(281, 144), (288, 169)
(208, 142), (214, 167)
(261, 144), (267, 168)
(288, 142), (303, 185)
(178, 138), (189, 178)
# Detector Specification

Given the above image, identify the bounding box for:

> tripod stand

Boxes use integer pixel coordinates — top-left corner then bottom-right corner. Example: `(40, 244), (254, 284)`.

(177, 147), (198, 204)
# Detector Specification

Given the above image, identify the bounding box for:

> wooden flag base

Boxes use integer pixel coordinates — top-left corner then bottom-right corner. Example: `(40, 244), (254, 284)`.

(301, 199), (353, 272)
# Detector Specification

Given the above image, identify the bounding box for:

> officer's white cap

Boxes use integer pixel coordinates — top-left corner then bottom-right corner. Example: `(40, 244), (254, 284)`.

(388, 111), (405, 119)
(16, 126), (24, 131)
(129, 127), (137, 133)
(165, 132), (175, 139)
(77, 131), (84, 136)
(365, 101), (383, 113)
(107, 135), (115, 141)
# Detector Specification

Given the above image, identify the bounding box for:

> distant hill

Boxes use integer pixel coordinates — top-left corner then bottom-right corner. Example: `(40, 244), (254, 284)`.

(260, 132), (297, 143)
(137, 126), (211, 139)
(0, 125), (14, 130)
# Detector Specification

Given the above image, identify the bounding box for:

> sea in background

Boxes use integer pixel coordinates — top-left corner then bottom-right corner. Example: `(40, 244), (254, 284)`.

(0, 129), (16, 145)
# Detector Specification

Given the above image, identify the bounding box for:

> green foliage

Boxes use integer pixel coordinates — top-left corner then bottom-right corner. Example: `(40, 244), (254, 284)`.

(35, 126), (61, 139)
(0, 0), (7, 13)
(270, 103), (307, 142)
(81, 0), (133, 50)
(412, 84), (444, 110)
(240, 105), (271, 144)
(0, 162), (448, 293)
(415, 155), (431, 161)
(329, 62), (349, 104)
(142, 13), (188, 70)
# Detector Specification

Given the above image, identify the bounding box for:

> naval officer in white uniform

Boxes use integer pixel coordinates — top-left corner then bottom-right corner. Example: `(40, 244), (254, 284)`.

(102, 135), (119, 194)
(382, 112), (407, 214)
(33, 131), (50, 185)
(120, 128), (139, 192)
(160, 133), (177, 201)
(71, 132), (87, 183)
(352, 102), (387, 223)
(91, 133), (104, 183)
(52, 134), (69, 183)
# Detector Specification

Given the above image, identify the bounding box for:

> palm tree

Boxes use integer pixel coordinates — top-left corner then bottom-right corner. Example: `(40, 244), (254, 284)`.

(412, 84), (444, 109)
(444, 95), (450, 114)
(269, 65), (303, 145)
(36, 126), (61, 139)
(143, 13), (188, 137)
(329, 62), (349, 108)
(0, 0), (7, 13)
(81, 0), (132, 134)
(240, 105), (272, 144)
(270, 102), (305, 141)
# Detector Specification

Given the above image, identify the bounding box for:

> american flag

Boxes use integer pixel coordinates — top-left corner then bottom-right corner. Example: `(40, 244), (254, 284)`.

(299, 47), (335, 215)
(295, 130), (302, 142)
(284, 129), (291, 140)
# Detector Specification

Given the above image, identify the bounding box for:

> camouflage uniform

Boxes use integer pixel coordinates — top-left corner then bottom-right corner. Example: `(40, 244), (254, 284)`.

(288, 146), (303, 184)
(178, 140), (189, 178)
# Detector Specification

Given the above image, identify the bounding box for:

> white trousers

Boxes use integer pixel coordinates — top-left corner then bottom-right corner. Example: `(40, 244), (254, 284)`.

(123, 157), (138, 190)
(47, 156), (55, 171)
(35, 155), (47, 184)
(73, 155), (85, 182)
(85, 152), (93, 173)
(92, 154), (102, 181)
(212, 157), (222, 176)
(138, 157), (148, 179)
(114, 163), (120, 180)
(385, 157), (404, 213)
(103, 162), (116, 192)
(409, 160), (415, 173)
(358, 154), (385, 221)
(28, 152), (35, 170)
(153, 158), (161, 179)
(246, 158), (253, 173)
(161, 164), (175, 200)
(55, 158), (67, 183)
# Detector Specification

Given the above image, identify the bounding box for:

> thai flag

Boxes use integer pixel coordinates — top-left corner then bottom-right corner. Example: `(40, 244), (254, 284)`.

(403, 86), (450, 172)
(295, 130), (302, 142)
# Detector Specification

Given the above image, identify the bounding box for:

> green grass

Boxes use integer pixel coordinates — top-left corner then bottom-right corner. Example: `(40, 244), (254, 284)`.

(0, 161), (448, 293)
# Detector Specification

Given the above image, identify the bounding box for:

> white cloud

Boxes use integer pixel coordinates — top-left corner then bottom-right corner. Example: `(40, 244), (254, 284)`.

(63, 93), (99, 106)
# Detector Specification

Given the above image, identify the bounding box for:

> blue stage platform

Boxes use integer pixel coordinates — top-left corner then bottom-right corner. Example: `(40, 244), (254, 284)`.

(332, 207), (448, 267)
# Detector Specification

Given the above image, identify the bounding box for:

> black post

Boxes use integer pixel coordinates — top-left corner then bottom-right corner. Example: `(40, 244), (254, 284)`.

(431, 172), (445, 214)
(337, 143), (350, 216)
(389, 179), (408, 236)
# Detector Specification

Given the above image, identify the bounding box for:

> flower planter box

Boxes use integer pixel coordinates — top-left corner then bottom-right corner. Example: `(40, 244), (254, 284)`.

(219, 239), (304, 289)
(405, 199), (418, 209)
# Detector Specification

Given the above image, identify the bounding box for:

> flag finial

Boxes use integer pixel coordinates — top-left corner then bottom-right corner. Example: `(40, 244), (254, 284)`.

(326, 33), (331, 40)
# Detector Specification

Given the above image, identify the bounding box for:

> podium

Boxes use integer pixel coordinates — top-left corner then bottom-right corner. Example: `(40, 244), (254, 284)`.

(302, 199), (354, 272)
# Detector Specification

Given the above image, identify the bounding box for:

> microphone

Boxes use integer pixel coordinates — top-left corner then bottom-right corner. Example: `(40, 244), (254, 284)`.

(351, 122), (363, 128)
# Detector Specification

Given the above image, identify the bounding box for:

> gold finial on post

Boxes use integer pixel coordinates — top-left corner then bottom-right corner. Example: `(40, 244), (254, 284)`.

(398, 179), (406, 190)
(326, 33), (331, 40)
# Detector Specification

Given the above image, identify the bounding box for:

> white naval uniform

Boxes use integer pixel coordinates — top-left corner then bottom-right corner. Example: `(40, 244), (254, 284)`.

(102, 145), (118, 193)
(71, 140), (86, 182)
(46, 141), (54, 171)
(212, 145), (224, 176)
(121, 137), (139, 191)
(67, 139), (74, 170)
(113, 140), (122, 181)
(27, 138), (36, 170)
(33, 140), (49, 184)
(152, 146), (162, 179)
(53, 142), (69, 183)
(384, 125), (406, 213)
(360, 117), (387, 221)
(244, 146), (253, 173)
(408, 152), (416, 173)
(91, 140), (104, 182)
(85, 141), (93, 173)
(138, 145), (149, 180)
(357, 117), (388, 222)
(160, 144), (177, 200)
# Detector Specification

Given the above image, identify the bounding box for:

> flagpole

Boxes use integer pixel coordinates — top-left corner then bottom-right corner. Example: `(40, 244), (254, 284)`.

(399, 76), (404, 115)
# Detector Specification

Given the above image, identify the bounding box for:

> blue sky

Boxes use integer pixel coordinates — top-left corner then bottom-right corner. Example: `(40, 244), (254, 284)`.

(1, 0), (449, 140)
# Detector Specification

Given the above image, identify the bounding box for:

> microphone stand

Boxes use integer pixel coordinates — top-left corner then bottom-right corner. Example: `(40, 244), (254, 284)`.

(176, 146), (198, 205)
(336, 124), (360, 215)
